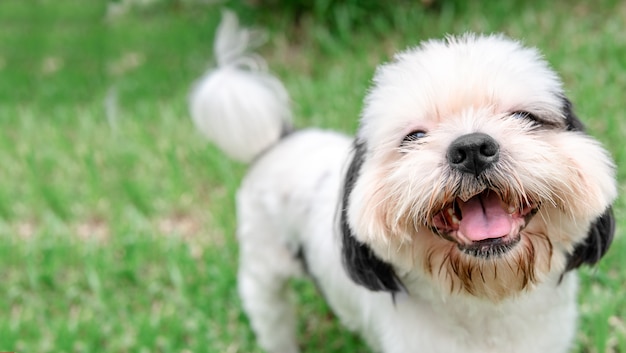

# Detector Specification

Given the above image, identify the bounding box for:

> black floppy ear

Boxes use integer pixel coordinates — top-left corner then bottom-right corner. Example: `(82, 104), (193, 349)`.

(561, 96), (586, 132)
(560, 97), (616, 271)
(340, 141), (403, 292)
(565, 207), (615, 271)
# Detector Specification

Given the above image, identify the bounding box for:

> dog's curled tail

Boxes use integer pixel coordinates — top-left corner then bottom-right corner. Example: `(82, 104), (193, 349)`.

(189, 10), (292, 163)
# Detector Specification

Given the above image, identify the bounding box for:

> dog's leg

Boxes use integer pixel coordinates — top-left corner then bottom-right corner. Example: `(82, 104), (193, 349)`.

(237, 217), (302, 353)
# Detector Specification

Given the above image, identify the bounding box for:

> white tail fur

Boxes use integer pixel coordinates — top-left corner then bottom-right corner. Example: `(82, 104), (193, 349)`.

(189, 10), (292, 163)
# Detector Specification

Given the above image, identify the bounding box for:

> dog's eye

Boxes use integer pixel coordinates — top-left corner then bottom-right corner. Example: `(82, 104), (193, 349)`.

(511, 111), (539, 123)
(402, 130), (427, 144)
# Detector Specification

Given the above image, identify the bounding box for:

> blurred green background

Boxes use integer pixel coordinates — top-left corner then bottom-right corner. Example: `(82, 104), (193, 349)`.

(1, 0), (625, 352)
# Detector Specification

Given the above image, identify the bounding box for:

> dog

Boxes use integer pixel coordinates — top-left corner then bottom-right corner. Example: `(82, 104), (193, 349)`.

(190, 12), (617, 353)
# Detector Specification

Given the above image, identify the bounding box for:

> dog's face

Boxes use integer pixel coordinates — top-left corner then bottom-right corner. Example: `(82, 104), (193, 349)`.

(341, 34), (616, 301)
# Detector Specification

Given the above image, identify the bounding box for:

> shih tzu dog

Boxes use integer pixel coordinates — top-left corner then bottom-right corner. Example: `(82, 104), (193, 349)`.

(190, 12), (616, 353)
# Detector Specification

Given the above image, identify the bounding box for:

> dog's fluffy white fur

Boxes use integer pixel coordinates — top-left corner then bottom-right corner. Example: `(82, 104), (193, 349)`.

(191, 12), (617, 353)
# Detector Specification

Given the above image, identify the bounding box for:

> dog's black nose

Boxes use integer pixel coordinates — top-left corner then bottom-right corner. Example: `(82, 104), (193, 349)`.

(447, 133), (499, 176)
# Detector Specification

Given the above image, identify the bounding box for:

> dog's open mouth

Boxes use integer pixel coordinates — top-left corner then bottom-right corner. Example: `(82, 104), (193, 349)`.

(431, 190), (538, 258)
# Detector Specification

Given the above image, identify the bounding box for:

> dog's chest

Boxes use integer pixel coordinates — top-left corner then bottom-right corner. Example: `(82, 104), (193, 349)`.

(359, 274), (579, 353)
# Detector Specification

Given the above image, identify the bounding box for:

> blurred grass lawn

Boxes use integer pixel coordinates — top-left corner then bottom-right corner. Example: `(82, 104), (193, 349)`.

(1, 0), (625, 352)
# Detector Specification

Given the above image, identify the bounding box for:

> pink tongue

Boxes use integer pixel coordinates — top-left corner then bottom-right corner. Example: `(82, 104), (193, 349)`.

(458, 192), (512, 241)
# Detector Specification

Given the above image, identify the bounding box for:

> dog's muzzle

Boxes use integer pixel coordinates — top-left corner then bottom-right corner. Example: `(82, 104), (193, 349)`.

(432, 133), (538, 258)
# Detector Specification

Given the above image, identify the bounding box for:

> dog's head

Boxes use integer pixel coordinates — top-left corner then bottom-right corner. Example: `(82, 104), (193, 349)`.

(341, 34), (616, 301)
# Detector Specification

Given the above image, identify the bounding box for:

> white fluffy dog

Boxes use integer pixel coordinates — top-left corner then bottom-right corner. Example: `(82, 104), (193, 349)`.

(190, 12), (617, 353)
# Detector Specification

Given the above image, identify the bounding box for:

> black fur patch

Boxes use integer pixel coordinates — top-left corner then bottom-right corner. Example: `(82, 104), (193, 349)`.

(561, 97), (586, 132)
(565, 207), (615, 272)
(561, 97), (616, 271)
(340, 141), (403, 292)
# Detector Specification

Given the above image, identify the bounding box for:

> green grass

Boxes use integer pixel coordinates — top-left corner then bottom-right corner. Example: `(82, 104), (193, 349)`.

(1, 0), (625, 352)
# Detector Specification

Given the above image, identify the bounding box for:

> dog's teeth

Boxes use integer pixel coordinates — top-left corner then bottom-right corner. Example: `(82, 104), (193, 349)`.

(445, 207), (460, 225)
(508, 205), (516, 214)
